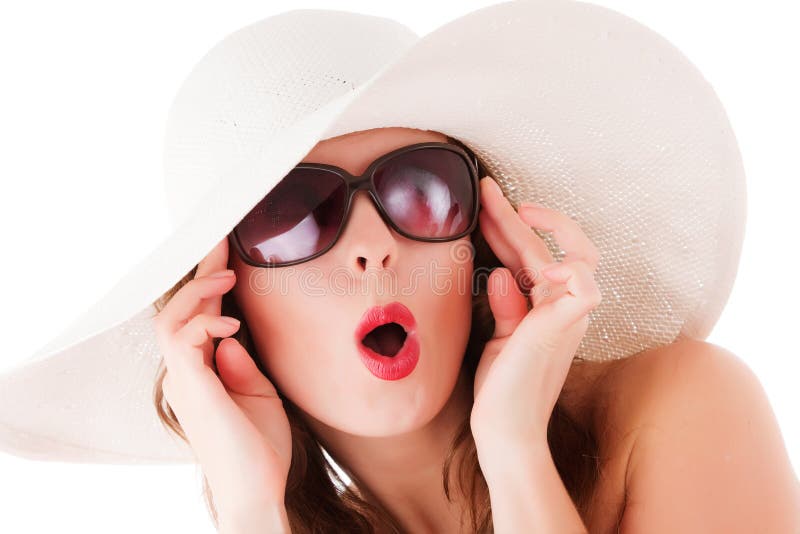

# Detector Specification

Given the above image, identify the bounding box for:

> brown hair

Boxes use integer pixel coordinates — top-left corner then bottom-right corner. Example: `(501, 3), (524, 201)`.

(151, 139), (602, 533)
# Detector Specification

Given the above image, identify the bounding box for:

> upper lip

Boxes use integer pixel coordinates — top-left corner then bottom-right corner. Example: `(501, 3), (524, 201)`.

(355, 301), (418, 342)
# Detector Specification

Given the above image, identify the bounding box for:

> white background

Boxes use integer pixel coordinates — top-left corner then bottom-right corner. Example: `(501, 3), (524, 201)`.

(1, 1), (798, 532)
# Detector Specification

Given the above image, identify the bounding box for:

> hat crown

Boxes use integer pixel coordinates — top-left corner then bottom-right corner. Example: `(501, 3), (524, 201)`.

(161, 10), (418, 228)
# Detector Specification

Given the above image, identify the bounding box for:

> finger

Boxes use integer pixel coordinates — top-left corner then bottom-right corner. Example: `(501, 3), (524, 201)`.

(478, 209), (519, 273)
(194, 236), (231, 317)
(196, 236), (230, 277)
(479, 177), (554, 296)
(216, 338), (279, 399)
(174, 313), (241, 369)
(487, 267), (529, 339)
(155, 273), (236, 335)
(480, 177), (554, 265)
(479, 208), (549, 302)
(540, 260), (602, 327)
(529, 261), (569, 307)
(480, 209), (552, 302)
(518, 204), (600, 272)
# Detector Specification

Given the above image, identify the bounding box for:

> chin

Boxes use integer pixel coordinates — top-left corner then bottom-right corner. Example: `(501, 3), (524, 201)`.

(291, 382), (442, 439)
(292, 343), (466, 437)
(340, 378), (457, 437)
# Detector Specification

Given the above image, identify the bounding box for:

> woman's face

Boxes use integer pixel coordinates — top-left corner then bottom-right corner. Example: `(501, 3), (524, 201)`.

(229, 126), (474, 437)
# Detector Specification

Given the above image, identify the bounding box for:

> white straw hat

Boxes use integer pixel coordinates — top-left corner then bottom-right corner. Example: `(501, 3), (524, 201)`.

(0, 0), (746, 464)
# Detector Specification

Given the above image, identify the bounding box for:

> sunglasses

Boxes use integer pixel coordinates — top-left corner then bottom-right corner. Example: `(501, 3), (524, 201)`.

(229, 140), (481, 268)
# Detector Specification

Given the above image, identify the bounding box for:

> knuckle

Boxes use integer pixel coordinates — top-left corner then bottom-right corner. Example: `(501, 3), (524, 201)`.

(187, 312), (215, 327)
(181, 313), (206, 330)
(587, 246), (601, 269)
(188, 274), (219, 293)
(563, 259), (586, 279)
(174, 318), (201, 343)
(590, 241), (600, 259)
(576, 260), (596, 282)
(586, 285), (602, 309)
(187, 276), (206, 290)
(175, 313), (221, 345)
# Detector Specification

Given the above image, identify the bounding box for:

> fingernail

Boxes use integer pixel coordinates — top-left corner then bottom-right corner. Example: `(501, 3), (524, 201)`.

(210, 269), (234, 278)
(220, 316), (240, 326)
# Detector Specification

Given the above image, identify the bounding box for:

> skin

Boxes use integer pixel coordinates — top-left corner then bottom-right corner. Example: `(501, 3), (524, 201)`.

(165, 125), (800, 532)
(229, 127), (476, 532)
(580, 337), (800, 533)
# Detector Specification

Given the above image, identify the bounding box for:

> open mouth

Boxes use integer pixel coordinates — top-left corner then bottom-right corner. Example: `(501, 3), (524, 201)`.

(354, 302), (420, 380)
(360, 322), (408, 357)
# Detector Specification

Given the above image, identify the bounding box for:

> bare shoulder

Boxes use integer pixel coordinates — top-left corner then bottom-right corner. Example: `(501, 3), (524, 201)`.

(593, 336), (779, 448)
(585, 337), (800, 533)
(586, 337), (758, 442)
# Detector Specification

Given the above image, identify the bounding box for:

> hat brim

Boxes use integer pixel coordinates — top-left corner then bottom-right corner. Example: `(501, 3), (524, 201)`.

(0, 0), (746, 464)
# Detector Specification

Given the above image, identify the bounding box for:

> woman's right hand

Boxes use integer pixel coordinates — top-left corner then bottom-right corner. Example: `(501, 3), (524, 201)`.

(152, 236), (292, 523)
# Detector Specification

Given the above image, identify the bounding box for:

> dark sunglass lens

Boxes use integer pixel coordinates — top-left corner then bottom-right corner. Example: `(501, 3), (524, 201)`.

(373, 148), (475, 239)
(234, 168), (346, 265)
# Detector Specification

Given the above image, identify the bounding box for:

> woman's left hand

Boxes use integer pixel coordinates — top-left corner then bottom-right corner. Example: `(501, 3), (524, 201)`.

(470, 176), (602, 451)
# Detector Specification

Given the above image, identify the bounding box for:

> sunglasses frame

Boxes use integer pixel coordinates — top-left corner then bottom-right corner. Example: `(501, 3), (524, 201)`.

(229, 140), (482, 268)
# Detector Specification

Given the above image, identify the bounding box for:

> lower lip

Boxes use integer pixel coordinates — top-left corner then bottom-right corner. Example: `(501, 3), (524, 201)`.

(357, 331), (420, 381)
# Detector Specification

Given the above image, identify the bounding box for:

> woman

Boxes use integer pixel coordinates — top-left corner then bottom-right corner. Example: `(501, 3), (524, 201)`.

(152, 126), (800, 533)
(2, 3), (797, 533)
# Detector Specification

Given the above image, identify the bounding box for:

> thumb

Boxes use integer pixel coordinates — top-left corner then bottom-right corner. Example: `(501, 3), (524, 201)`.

(488, 267), (529, 339)
(215, 337), (279, 398)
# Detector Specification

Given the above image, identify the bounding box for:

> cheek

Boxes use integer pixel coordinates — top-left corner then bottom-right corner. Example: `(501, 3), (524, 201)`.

(231, 246), (475, 436)
(405, 242), (474, 371)
(246, 292), (368, 431)
(426, 267), (473, 357)
(233, 273), (343, 394)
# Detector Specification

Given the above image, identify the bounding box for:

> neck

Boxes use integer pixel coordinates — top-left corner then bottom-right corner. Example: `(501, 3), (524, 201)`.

(303, 366), (475, 533)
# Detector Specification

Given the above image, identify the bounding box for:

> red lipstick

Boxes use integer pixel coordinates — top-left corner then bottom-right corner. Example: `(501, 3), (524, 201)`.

(354, 301), (420, 381)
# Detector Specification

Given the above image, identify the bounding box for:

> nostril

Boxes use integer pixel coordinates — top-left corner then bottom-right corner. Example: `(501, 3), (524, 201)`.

(357, 253), (390, 271)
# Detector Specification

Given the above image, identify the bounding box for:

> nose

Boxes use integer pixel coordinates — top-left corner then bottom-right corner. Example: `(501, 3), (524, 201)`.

(336, 190), (398, 272)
